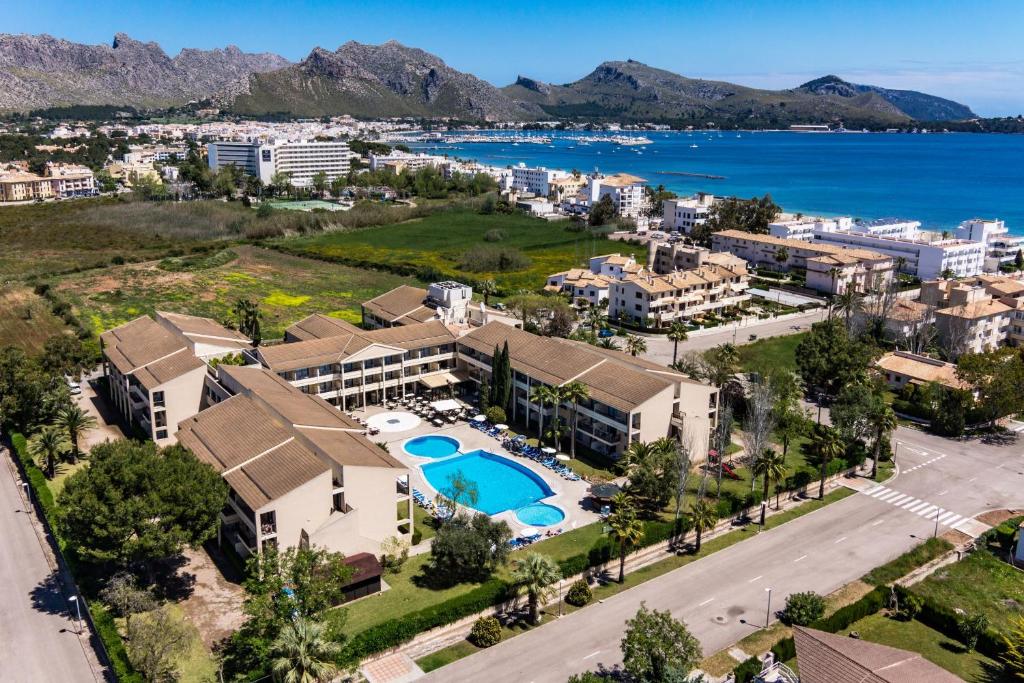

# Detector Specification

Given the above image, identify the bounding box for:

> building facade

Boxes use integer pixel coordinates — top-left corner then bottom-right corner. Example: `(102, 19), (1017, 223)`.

(810, 230), (984, 279)
(208, 139), (351, 188)
(663, 193), (714, 233)
(0, 163), (96, 202)
(584, 173), (648, 218)
(608, 263), (750, 328)
(510, 164), (568, 196)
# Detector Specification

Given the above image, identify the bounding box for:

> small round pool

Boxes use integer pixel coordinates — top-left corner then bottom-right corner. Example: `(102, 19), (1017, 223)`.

(404, 435), (460, 459)
(516, 503), (565, 527)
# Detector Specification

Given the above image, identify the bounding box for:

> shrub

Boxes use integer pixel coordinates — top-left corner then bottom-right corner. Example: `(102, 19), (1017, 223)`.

(565, 579), (593, 607)
(485, 406), (507, 424)
(994, 523), (1017, 551)
(483, 228), (506, 242)
(111, 255), (125, 265)
(469, 616), (502, 647)
(959, 613), (990, 652)
(812, 586), (887, 633)
(733, 656), (763, 683)
(458, 245), (531, 273)
(780, 591), (825, 626)
(895, 593), (923, 621)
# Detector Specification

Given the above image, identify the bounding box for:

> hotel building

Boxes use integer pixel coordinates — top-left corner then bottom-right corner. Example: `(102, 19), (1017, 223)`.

(0, 163), (96, 202)
(207, 139), (351, 188)
(608, 262), (751, 329)
(663, 193), (715, 234)
(810, 231), (984, 279)
(583, 173), (648, 218)
(510, 164), (569, 197)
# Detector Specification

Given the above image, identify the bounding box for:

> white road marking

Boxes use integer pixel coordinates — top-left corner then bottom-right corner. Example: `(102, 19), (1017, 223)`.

(582, 651), (601, 660)
(968, 477), (978, 483)
(908, 501), (930, 513)
(871, 519), (885, 526)
(835, 536), (848, 544)
(945, 515), (963, 527)
(901, 498), (921, 509)
(748, 575), (763, 583)
(794, 554), (808, 563)
(699, 598), (715, 606)
(937, 511), (957, 524)
(889, 494), (910, 505)
(918, 505), (939, 518)
(869, 487), (890, 498)
(937, 490), (949, 496)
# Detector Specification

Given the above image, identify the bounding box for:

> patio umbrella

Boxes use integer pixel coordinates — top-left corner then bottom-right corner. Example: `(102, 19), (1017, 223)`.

(541, 446), (556, 454)
(494, 424), (509, 431)
(472, 414), (487, 422)
(590, 482), (622, 500)
(520, 527), (539, 537)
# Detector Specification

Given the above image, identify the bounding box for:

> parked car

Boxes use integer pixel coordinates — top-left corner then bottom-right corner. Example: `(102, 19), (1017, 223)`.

(598, 328), (615, 338)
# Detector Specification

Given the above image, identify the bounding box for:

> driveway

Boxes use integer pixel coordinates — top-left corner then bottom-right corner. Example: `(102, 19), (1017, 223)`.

(74, 373), (125, 451)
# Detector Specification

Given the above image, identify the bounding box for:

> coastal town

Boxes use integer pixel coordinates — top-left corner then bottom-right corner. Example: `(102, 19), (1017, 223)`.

(3, 8), (1024, 683)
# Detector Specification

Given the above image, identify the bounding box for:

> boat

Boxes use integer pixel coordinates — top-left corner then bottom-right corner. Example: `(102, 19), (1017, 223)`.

(690, 144), (699, 149)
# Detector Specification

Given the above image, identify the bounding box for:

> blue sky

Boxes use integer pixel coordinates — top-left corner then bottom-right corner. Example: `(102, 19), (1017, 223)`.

(7, 0), (1024, 115)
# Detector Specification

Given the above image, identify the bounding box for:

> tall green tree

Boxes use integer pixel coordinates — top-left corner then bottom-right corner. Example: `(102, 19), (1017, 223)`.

(795, 319), (877, 398)
(310, 171), (328, 199)
(429, 512), (512, 584)
(870, 403), (898, 480)
(608, 494), (645, 583)
(270, 618), (339, 683)
(126, 605), (192, 683)
(234, 298), (262, 347)
(811, 426), (845, 500)
(956, 348), (1024, 426)
(621, 602), (702, 682)
(667, 321), (689, 366)
(625, 334), (648, 357)
(56, 440), (227, 566)
(55, 403), (97, 463)
(690, 498), (719, 553)
(623, 440), (680, 512)
(752, 448), (787, 518)
(561, 381), (589, 458)
(510, 553), (562, 624)
(529, 384), (557, 442)
(478, 279), (497, 306)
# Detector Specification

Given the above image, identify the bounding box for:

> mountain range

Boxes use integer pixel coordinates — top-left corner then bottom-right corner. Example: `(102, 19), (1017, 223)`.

(0, 34), (977, 125)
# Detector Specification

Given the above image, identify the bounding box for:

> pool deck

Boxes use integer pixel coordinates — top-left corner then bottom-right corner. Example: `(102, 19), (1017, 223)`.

(352, 406), (599, 536)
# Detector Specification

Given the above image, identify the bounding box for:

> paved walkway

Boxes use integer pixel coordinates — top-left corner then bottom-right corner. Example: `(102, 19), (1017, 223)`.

(0, 443), (105, 681)
(362, 653), (425, 683)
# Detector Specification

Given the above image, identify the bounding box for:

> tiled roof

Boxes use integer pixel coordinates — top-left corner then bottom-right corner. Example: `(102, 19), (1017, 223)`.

(218, 365), (364, 430)
(793, 626), (961, 683)
(362, 285), (431, 323)
(936, 299), (1012, 320)
(599, 173), (647, 187)
(713, 229), (891, 263)
(101, 315), (204, 386)
(155, 311), (250, 347)
(875, 352), (966, 389)
(285, 314), (365, 341)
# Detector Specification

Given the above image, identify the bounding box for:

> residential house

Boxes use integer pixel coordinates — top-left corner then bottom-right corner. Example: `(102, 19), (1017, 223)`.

(662, 193), (714, 234)
(608, 262), (750, 328)
(875, 351), (966, 392)
(583, 173), (648, 218)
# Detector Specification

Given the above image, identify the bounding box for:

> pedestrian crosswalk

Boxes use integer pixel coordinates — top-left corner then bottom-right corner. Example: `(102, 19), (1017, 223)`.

(862, 484), (969, 530)
(902, 453), (947, 473)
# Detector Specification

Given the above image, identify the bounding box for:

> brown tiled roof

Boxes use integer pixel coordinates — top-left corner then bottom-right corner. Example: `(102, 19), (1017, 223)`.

(259, 321), (454, 373)
(285, 314), (364, 341)
(793, 626), (961, 683)
(362, 285), (431, 323)
(101, 315), (204, 386)
(876, 352), (966, 389)
(155, 311), (250, 347)
(460, 322), (696, 410)
(218, 366), (363, 430)
(301, 429), (404, 469)
(936, 299), (1012, 320)
(599, 173), (647, 187)
(713, 229), (891, 263)
(224, 439), (328, 510)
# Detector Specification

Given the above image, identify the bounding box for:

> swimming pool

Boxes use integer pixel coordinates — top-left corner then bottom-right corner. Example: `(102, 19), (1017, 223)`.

(404, 435), (460, 459)
(516, 503), (565, 527)
(421, 450), (554, 515)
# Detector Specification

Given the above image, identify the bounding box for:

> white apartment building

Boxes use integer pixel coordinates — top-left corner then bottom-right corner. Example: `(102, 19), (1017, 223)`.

(584, 173), (648, 218)
(769, 216), (854, 241)
(609, 262), (750, 329)
(811, 230), (984, 279)
(208, 139), (351, 188)
(956, 218), (1024, 272)
(510, 164), (569, 197)
(663, 193), (715, 233)
(368, 151), (445, 174)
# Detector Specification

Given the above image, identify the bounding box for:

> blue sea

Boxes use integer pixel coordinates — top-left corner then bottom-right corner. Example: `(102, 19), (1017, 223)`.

(411, 131), (1024, 233)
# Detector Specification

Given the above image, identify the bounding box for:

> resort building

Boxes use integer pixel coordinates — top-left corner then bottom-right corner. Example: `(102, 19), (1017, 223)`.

(956, 218), (1024, 272)
(257, 320), (462, 409)
(583, 173), (648, 218)
(101, 313), (250, 445)
(649, 242), (747, 275)
(0, 162), (96, 202)
(769, 216), (854, 241)
(455, 322), (719, 460)
(510, 164), (569, 197)
(933, 295), (1012, 357)
(810, 230), (985, 279)
(368, 151), (445, 174)
(710, 230), (894, 295)
(608, 262), (751, 329)
(854, 298), (933, 346)
(361, 282), (519, 330)
(178, 365), (410, 559)
(662, 193), (715, 233)
(207, 139), (351, 188)
(545, 254), (644, 305)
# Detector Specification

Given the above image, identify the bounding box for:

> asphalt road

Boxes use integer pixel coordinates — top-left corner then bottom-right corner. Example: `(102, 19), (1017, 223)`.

(428, 426), (1023, 682)
(640, 309), (827, 364)
(0, 446), (99, 682)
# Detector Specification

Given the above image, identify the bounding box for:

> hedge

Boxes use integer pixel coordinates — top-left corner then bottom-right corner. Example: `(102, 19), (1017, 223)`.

(733, 656), (763, 683)
(893, 585), (1006, 660)
(8, 432), (142, 682)
(861, 537), (953, 586)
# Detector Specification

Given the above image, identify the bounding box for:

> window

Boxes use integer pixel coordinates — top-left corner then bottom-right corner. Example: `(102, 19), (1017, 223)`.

(294, 368), (309, 380)
(152, 391), (165, 407)
(154, 411), (167, 428)
(319, 364), (333, 376)
(156, 429), (168, 440)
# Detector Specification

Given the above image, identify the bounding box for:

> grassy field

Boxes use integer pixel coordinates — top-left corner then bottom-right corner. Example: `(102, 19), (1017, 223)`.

(0, 285), (67, 352)
(839, 614), (1010, 682)
(277, 209), (611, 292)
(54, 246), (419, 340)
(913, 545), (1024, 634)
(737, 332), (806, 374)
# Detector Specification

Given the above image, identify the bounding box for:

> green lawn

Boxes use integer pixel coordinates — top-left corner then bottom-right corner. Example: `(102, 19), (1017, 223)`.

(862, 537), (953, 586)
(737, 332), (806, 374)
(839, 614), (1010, 682)
(277, 209), (610, 292)
(687, 433), (818, 504)
(913, 545), (1024, 634)
(54, 245), (419, 340)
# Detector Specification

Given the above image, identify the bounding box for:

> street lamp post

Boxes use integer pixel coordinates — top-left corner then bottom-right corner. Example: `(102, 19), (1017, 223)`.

(934, 506), (942, 538)
(21, 481), (30, 513)
(69, 595), (82, 634)
(558, 579), (563, 617)
(765, 587), (773, 628)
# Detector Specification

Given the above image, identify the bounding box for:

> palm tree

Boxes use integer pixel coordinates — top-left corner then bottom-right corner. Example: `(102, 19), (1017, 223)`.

(270, 618), (339, 683)
(479, 279), (498, 307)
(28, 426), (70, 479)
(510, 553), (562, 624)
(834, 289), (865, 330)
(607, 495), (645, 583)
(597, 337), (620, 350)
(561, 381), (589, 458)
(813, 426), (845, 500)
(624, 334), (647, 357)
(529, 385), (556, 443)
(752, 449), (788, 516)
(667, 321), (689, 365)
(870, 405), (898, 480)
(690, 498), (719, 553)
(585, 302), (608, 334)
(55, 404), (96, 463)
(774, 246), (789, 271)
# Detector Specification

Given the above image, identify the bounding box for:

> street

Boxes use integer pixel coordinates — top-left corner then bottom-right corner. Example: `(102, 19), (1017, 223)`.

(0, 445), (101, 682)
(428, 426), (1023, 682)
(639, 309), (827, 364)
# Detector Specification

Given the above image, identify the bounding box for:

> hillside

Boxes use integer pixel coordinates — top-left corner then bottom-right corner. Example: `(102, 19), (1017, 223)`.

(229, 41), (543, 121)
(503, 60), (914, 127)
(0, 33), (290, 111)
(799, 75), (975, 121)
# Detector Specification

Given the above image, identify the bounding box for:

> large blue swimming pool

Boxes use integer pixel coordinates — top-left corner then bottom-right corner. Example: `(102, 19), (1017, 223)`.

(421, 450), (555, 515)
(404, 435), (460, 459)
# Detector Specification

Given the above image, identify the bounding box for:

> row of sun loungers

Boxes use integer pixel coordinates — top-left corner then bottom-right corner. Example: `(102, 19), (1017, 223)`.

(411, 488), (452, 519)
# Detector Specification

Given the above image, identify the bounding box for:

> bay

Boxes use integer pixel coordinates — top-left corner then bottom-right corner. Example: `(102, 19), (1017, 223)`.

(411, 131), (1024, 234)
